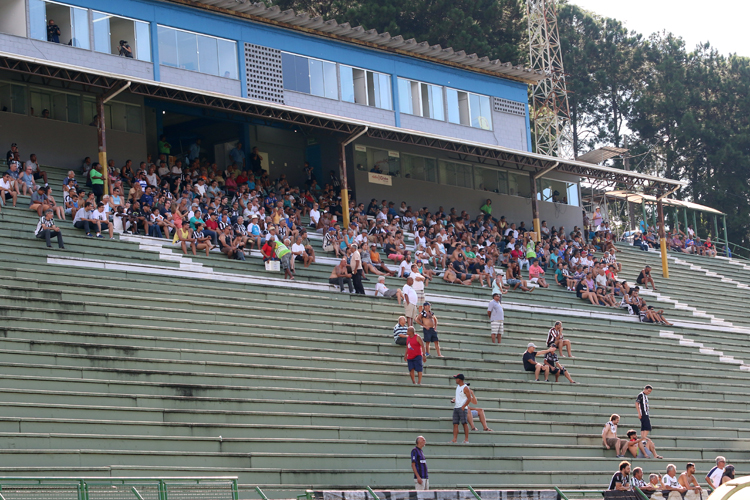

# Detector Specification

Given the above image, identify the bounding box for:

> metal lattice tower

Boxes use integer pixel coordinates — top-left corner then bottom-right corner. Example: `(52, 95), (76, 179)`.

(527, 0), (574, 159)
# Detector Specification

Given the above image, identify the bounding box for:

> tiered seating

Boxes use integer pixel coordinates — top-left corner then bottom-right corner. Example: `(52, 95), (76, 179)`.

(0, 164), (748, 497)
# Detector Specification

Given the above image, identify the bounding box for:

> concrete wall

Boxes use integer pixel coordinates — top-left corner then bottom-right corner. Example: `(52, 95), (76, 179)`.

(284, 91), (395, 127)
(0, 33), (154, 81)
(0, 108), (147, 170)
(352, 168), (582, 230)
(251, 124), (307, 185)
(159, 66), (242, 98)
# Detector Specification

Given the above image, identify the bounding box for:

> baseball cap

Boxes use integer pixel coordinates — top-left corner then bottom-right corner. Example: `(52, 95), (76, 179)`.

(423, 301), (431, 307)
(452, 374), (465, 380)
(527, 342), (536, 348)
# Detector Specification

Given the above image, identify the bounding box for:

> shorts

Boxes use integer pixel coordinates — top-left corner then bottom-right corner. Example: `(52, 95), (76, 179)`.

(4, 192), (13, 201)
(491, 321), (503, 337)
(383, 289), (398, 298)
(295, 255), (305, 262)
(416, 290), (425, 306)
(404, 303), (418, 321)
(423, 328), (438, 343)
(605, 438), (621, 449)
(549, 366), (566, 375)
(452, 407), (468, 425)
(640, 415), (652, 432)
(507, 279), (520, 286)
(471, 410), (479, 418)
(414, 478), (429, 491)
(407, 356), (423, 373)
(394, 337), (406, 346)
(280, 254), (291, 270)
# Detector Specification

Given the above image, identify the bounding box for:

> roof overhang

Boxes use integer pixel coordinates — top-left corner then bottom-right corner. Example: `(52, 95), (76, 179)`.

(0, 51), (685, 195)
(605, 191), (723, 215)
(576, 146), (629, 164)
(163, 0), (547, 85)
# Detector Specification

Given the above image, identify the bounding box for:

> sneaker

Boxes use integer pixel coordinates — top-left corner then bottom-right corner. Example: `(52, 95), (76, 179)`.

(96, 234), (103, 238)
(425, 352), (431, 357)
(86, 233), (92, 237)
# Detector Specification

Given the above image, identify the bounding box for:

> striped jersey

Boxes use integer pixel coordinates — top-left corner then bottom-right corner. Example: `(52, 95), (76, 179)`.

(411, 447), (428, 479)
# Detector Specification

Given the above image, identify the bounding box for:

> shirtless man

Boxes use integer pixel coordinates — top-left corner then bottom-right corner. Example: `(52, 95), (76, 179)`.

(443, 266), (472, 285)
(679, 463), (706, 500)
(624, 429), (663, 459)
(602, 414), (628, 457)
(416, 302), (442, 358)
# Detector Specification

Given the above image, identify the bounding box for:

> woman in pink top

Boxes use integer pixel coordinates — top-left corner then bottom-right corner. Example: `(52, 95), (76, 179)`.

(528, 260), (549, 288)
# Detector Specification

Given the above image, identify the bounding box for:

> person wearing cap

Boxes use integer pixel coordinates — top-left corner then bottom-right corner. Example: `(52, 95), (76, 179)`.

(487, 292), (505, 344)
(34, 209), (64, 249)
(523, 343), (552, 382)
(405, 326), (426, 385)
(416, 302), (441, 357)
(451, 374), (471, 443)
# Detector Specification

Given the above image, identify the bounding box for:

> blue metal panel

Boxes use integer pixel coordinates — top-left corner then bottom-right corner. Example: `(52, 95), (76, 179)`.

(150, 20), (160, 81)
(525, 102), (533, 152)
(391, 73), (401, 128)
(237, 41), (248, 98)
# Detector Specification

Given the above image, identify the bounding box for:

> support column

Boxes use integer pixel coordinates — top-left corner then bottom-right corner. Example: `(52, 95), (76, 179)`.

(529, 176), (540, 239)
(96, 94), (109, 196)
(657, 200), (669, 278)
(339, 141), (350, 229)
(641, 202), (648, 231)
(723, 215), (730, 257)
(713, 215), (719, 241)
(683, 208), (689, 236)
(692, 211), (698, 238)
(652, 204), (657, 229)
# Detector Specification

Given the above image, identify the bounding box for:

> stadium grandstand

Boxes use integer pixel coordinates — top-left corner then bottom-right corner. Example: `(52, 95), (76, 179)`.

(0, 0), (747, 499)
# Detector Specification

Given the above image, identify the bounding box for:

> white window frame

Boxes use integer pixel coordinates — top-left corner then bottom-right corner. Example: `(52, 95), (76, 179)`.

(340, 64), (392, 111)
(446, 87), (493, 130)
(157, 24), (238, 79)
(280, 51), (339, 100)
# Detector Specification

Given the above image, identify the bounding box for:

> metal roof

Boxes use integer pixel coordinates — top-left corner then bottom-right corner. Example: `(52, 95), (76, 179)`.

(0, 50), (685, 194)
(576, 146), (629, 164)
(168, 0), (547, 84)
(605, 190), (724, 215)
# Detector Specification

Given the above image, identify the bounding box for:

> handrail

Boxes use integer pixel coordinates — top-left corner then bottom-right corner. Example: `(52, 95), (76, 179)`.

(255, 486), (269, 500)
(467, 485), (482, 500)
(366, 486), (380, 500)
(554, 486), (569, 500)
(634, 487), (650, 500)
(131, 487), (145, 500)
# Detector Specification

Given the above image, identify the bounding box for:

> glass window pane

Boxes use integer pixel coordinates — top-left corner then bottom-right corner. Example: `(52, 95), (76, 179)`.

(71, 7), (89, 49)
(29, 0), (47, 41)
(93, 13), (110, 54)
(158, 26), (178, 67)
(567, 182), (579, 206)
(83, 100), (96, 125)
(430, 85), (444, 121)
(470, 93), (482, 128)
(378, 73), (391, 110)
(197, 35), (218, 76)
(52, 93), (66, 121)
(110, 102), (127, 131)
(479, 95), (492, 130)
(446, 88), (460, 124)
(497, 170), (508, 195)
(397, 78), (411, 115)
(474, 167), (497, 192)
(294, 56), (310, 94)
(126, 105), (142, 134)
(135, 22), (151, 62)
(66, 94), (80, 124)
(217, 39), (237, 78)
(309, 58), (325, 97)
(11, 85), (26, 115)
(340, 65), (354, 103)
(323, 61), (337, 99)
(281, 52), (297, 91)
(176, 30), (198, 72)
(366, 71), (376, 107)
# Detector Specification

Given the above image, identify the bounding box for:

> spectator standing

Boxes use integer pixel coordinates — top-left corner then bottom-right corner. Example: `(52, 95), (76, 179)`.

(275, 239), (294, 280)
(546, 321), (574, 357)
(451, 374), (471, 444)
(90, 163), (105, 203)
(523, 343), (552, 382)
(416, 302), (442, 358)
(411, 436), (429, 491)
(350, 243), (365, 294)
(487, 293), (505, 344)
(608, 461), (632, 491)
(602, 414), (627, 457)
(34, 209), (64, 249)
(402, 277), (419, 326)
(706, 456), (726, 490)
(636, 385), (653, 439)
(404, 327), (426, 385)
(47, 19), (61, 43)
(229, 142), (246, 170)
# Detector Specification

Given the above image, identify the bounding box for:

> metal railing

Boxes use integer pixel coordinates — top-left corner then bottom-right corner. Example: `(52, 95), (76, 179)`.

(0, 477), (239, 500)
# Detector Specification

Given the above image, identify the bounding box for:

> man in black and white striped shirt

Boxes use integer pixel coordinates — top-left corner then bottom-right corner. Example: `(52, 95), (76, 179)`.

(546, 321), (574, 357)
(34, 209), (64, 249)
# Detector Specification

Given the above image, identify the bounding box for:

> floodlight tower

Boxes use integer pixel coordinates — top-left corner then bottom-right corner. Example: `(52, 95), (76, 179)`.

(527, 0), (574, 159)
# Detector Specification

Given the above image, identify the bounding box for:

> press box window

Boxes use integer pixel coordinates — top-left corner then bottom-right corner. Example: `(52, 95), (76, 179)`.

(537, 177), (579, 206)
(401, 154), (437, 183)
(353, 146), (400, 176)
(29, 0), (89, 49)
(397, 78), (444, 121)
(438, 160), (472, 189)
(0, 83), (27, 115)
(280, 53), (337, 100)
(93, 12), (151, 62)
(29, 88), (81, 124)
(83, 99), (143, 134)
(446, 88), (492, 130)
(158, 25), (238, 79)
(340, 66), (391, 110)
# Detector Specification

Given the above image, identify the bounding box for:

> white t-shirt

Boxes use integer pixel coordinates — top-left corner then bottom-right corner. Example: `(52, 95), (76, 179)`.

(157, 165), (169, 177)
(410, 272), (425, 292)
(662, 475), (680, 489)
(25, 160), (39, 173)
(375, 282), (388, 296)
(402, 284), (417, 305)
(350, 250), (362, 272)
(707, 467), (725, 489)
(399, 260), (410, 277)
(595, 274), (607, 288)
(310, 209), (320, 224)
(91, 209), (107, 222)
(194, 183), (206, 196)
(0, 178), (12, 191)
(291, 243), (305, 255)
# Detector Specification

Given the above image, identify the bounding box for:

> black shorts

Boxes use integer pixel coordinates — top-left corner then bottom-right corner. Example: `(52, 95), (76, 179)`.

(295, 255), (305, 262)
(423, 328), (438, 343)
(640, 415), (652, 432)
(549, 366), (566, 375)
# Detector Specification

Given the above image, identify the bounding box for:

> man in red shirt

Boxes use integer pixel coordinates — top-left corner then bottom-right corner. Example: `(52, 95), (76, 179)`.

(204, 211), (220, 246)
(405, 327), (426, 385)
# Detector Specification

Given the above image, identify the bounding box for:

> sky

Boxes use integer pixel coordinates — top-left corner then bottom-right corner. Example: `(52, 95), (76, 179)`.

(570, 0), (750, 58)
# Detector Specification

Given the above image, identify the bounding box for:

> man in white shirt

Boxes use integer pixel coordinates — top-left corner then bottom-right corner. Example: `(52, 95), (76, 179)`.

(350, 244), (365, 295)
(90, 202), (114, 239)
(0, 172), (17, 207)
(309, 203), (320, 228)
(73, 202), (96, 236)
(409, 263), (426, 310)
(663, 464), (688, 496)
(601, 414), (627, 457)
(706, 456), (726, 490)
(402, 277), (419, 326)
(375, 276), (403, 304)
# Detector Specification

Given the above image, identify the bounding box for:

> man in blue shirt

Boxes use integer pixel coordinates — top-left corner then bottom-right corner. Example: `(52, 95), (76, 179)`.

(139, 186), (154, 208)
(188, 139), (201, 162)
(229, 142), (245, 170)
(411, 436), (429, 490)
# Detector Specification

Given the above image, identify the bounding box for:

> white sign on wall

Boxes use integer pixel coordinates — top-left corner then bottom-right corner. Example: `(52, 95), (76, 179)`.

(368, 172), (392, 186)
